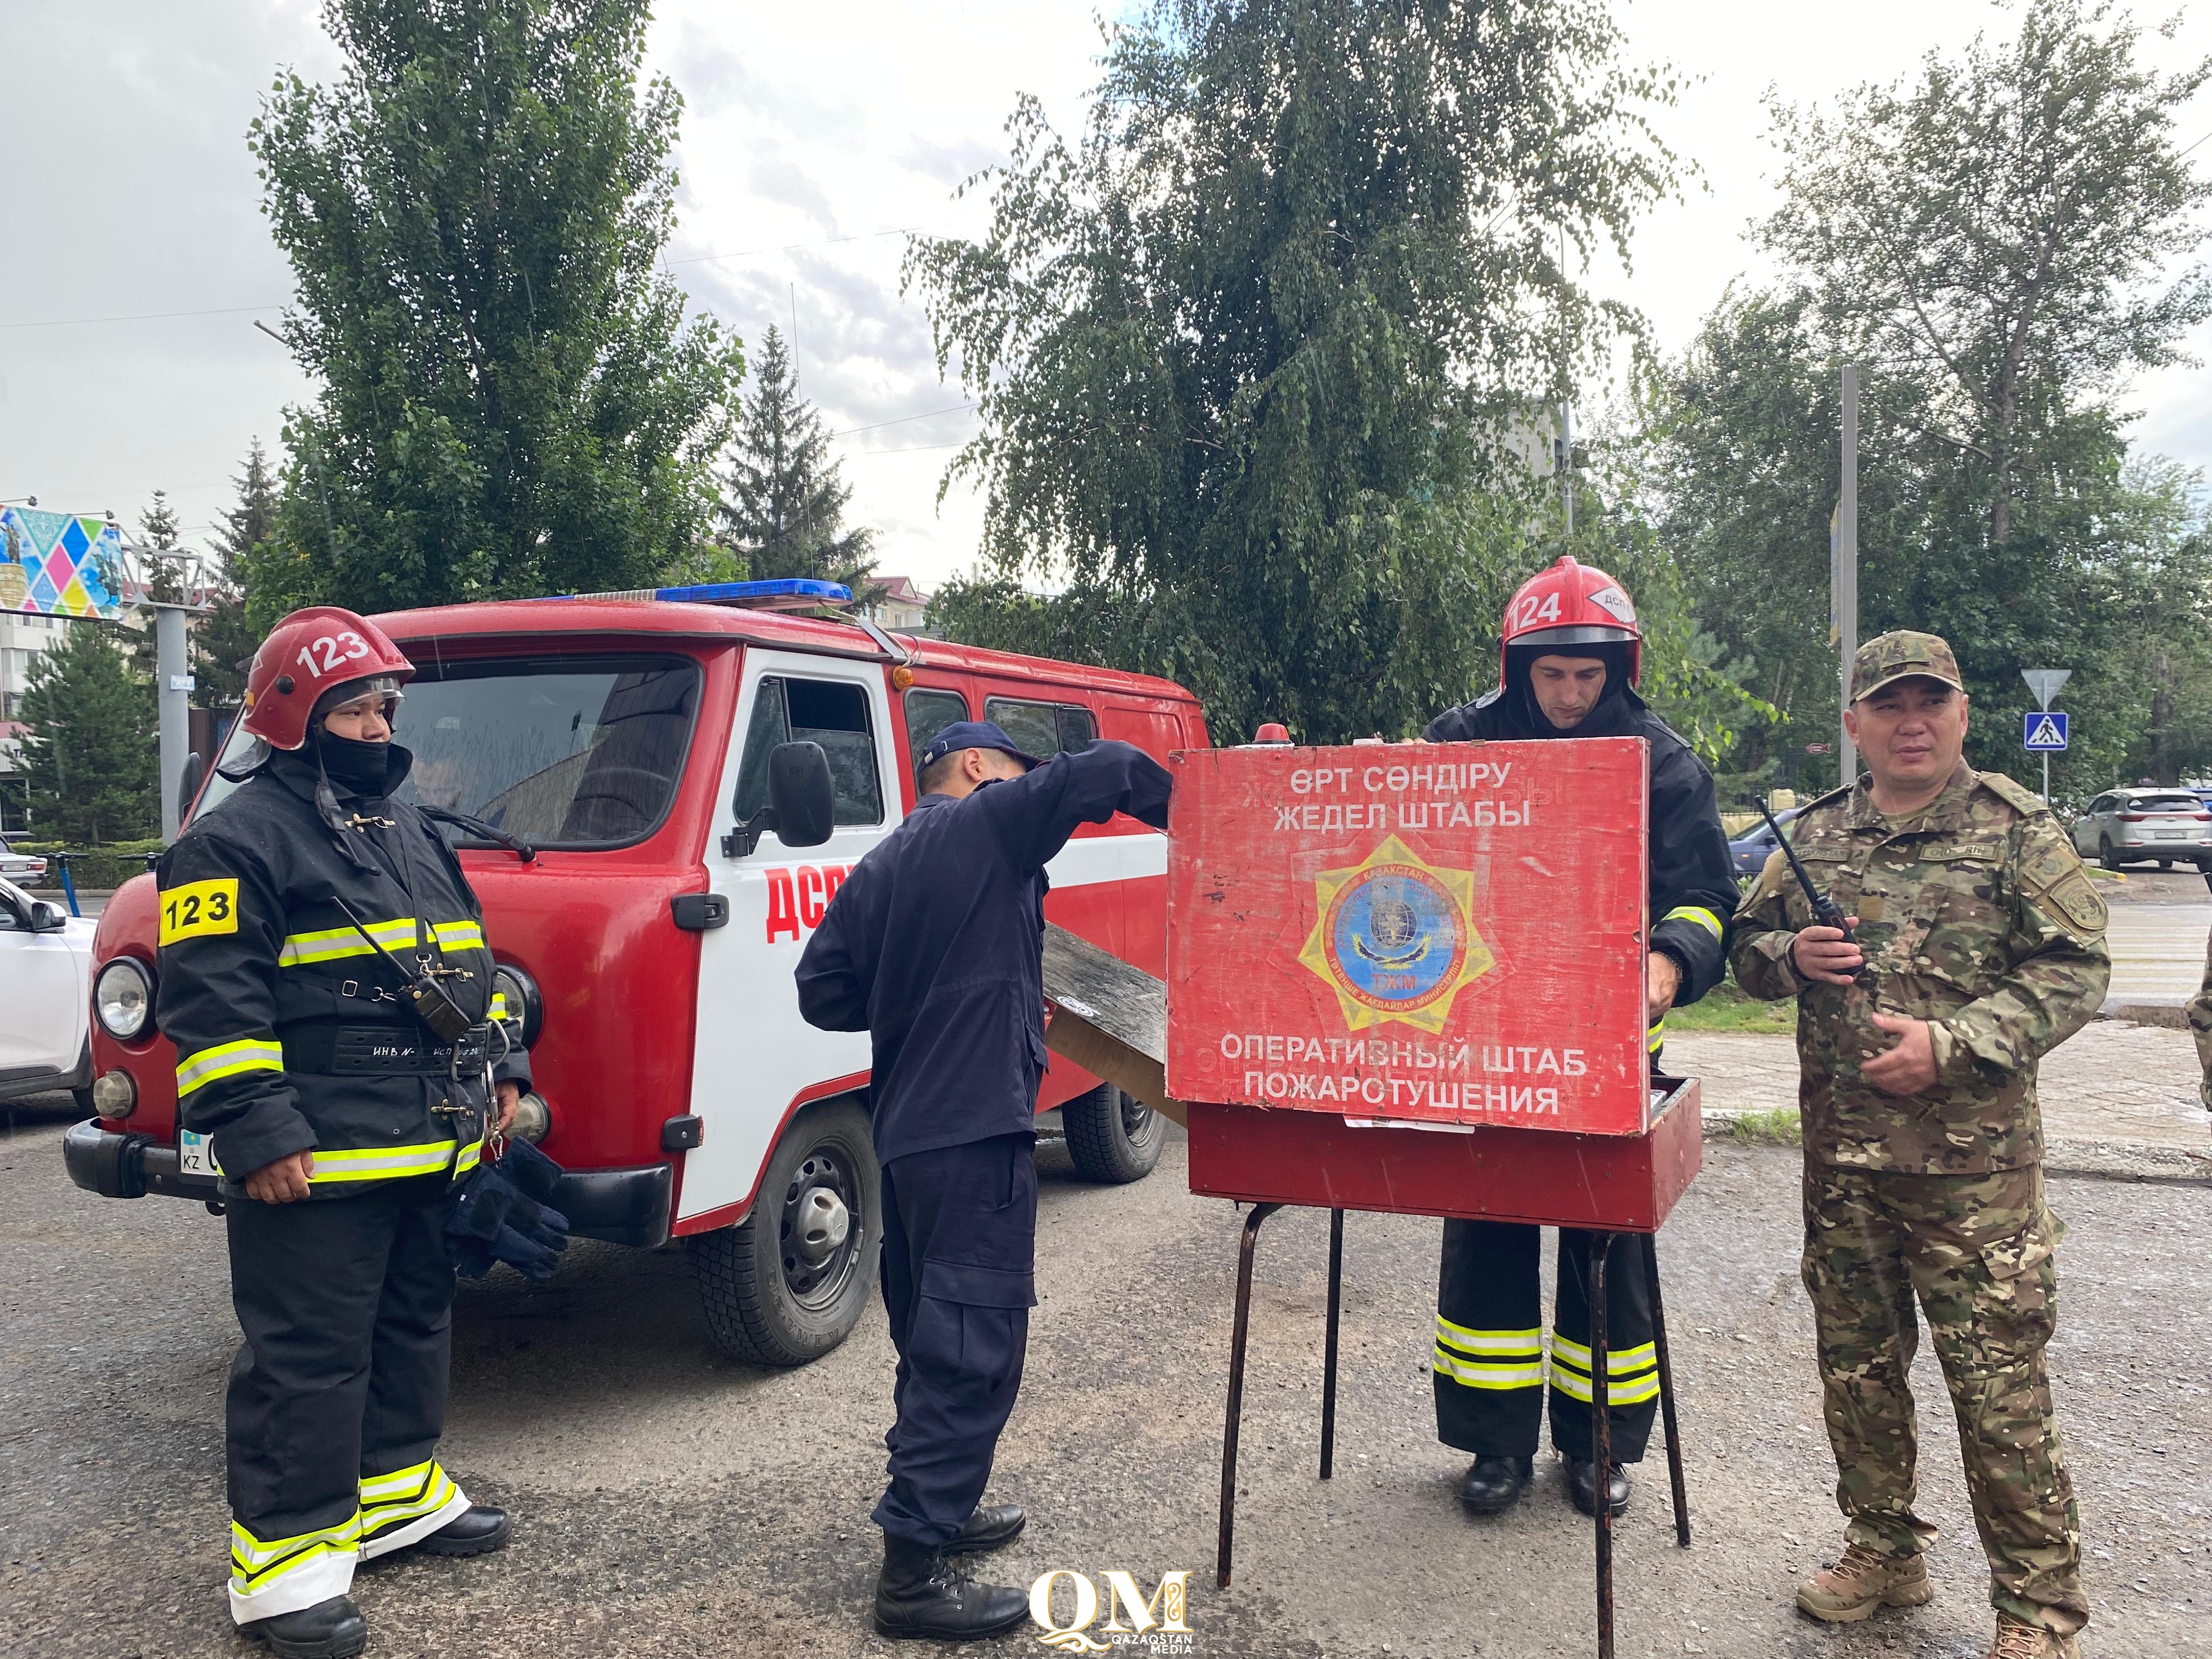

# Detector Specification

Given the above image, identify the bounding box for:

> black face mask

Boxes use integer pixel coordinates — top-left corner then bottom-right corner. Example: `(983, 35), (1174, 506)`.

(315, 731), (409, 798)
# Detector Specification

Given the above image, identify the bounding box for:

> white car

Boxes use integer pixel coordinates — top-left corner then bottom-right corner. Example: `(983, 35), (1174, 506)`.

(0, 844), (49, 883)
(2070, 787), (2212, 872)
(0, 875), (95, 1107)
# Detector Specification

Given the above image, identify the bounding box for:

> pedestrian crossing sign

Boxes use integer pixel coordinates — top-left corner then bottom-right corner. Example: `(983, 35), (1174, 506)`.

(2023, 711), (2069, 752)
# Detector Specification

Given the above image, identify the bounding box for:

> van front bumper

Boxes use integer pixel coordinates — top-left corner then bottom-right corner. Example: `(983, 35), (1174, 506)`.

(63, 1120), (217, 1201)
(63, 1119), (673, 1246)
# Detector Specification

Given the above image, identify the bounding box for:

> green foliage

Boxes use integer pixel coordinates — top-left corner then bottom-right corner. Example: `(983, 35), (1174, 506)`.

(19, 623), (158, 845)
(1652, 0), (2212, 803)
(908, 0), (1685, 743)
(199, 440), (279, 709)
(246, 0), (743, 622)
(685, 326), (877, 593)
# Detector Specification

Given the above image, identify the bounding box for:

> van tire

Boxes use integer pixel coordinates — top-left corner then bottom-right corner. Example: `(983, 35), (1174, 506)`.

(1062, 1084), (1165, 1184)
(690, 1098), (879, 1367)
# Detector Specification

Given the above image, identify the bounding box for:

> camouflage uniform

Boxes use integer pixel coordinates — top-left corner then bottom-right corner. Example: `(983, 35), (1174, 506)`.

(1730, 631), (2109, 1639)
(2190, 931), (2212, 1114)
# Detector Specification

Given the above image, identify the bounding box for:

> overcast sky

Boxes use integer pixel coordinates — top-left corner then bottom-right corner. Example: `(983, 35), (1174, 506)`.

(7, 0), (2212, 592)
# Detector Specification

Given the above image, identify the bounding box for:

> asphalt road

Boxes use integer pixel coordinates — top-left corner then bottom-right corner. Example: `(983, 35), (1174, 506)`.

(3, 1096), (2205, 1659)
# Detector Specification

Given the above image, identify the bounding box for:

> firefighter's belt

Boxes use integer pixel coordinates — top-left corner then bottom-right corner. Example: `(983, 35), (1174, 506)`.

(284, 1024), (492, 1076)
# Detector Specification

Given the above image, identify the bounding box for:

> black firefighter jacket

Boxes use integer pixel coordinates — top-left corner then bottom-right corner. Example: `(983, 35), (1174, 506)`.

(794, 740), (1173, 1164)
(154, 746), (529, 1197)
(1424, 681), (1737, 1043)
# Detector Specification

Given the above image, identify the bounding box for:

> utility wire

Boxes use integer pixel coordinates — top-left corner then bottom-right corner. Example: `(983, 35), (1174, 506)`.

(826, 402), (974, 438)
(0, 301), (291, 331)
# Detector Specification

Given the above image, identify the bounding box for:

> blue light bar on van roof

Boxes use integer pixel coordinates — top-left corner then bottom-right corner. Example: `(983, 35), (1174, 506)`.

(541, 578), (854, 611)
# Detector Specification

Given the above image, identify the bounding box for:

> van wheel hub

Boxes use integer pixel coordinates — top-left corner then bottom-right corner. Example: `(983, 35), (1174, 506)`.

(780, 1150), (862, 1306)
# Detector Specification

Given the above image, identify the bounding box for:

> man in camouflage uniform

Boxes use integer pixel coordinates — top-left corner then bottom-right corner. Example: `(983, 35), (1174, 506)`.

(1730, 631), (2108, 1659)
(2191, 927), (2212, 1115)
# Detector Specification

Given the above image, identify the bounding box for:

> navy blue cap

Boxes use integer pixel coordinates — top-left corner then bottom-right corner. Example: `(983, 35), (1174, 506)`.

(918, 720), (1041, 776)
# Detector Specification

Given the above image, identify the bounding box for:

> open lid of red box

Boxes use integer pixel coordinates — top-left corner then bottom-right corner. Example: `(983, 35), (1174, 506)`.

(1165, 738), (1655, 1136)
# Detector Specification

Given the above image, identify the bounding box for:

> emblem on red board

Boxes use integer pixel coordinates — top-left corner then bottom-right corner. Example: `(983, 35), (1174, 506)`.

(1297, 835), (1497, 1033)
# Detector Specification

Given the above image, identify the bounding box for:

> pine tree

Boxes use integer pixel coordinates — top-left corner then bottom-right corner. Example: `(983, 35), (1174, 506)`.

(716, 328), (877, 593)
(20, 622), (158, 844)
(200, 441), (278, 708)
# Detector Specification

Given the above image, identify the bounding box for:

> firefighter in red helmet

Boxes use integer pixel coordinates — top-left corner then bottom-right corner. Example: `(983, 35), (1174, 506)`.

(1423, 558), (1735, 1522)
(154, 607), (529, 1658)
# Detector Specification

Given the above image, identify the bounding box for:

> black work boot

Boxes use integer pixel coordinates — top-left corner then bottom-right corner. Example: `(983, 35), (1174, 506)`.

(241, 1594), (368, 1659)
(945, 1502), (1026, 1555)
(1458, 1455), (1534, 1515)
(874, 1533), (1031, 1640)
(1566, 1457), (1631, 1517)
(415, 1504), (514, 1557)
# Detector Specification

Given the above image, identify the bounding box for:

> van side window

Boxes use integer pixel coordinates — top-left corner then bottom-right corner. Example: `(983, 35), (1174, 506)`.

(735, 676), (884, 829)
(983, 696), (1093, 763)
(1056, 706), (1097, 753)
(904, 688), (970, 769)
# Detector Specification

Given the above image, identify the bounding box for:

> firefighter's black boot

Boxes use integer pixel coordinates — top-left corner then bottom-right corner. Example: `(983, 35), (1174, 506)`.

(1459, 1454), (1533, 1516)
(416, 1504), (514, 1557)
(242, 1594), (368, 1659)
(945, 1503), (1026, 1555)
(1567, 1457), (1631, 1517)
(874, 1533), (1030, 1640)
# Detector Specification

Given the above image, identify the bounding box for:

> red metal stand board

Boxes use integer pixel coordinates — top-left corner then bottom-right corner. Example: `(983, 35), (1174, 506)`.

(1166, 738), (1653, 1136)
(1184, 1079), (1702, 1233)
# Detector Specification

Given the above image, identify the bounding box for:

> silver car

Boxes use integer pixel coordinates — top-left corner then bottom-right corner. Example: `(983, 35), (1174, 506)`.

(2070, 787), (2212, 871)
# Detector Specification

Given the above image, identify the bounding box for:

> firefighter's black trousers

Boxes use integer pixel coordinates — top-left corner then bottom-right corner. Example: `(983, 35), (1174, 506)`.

(1432, 1220), (1658, 1464)
(225, 1172), (466, 1620)
(874, 1133), (1037, 1548)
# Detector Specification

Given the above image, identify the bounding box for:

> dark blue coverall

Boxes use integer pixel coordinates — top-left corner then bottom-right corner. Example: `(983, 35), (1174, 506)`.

(794, 741), (1173, 1545)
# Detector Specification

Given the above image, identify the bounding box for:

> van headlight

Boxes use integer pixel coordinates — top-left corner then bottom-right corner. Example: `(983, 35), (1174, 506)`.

(94, 958), (155, 1041)
(490, 963), (543, 1046)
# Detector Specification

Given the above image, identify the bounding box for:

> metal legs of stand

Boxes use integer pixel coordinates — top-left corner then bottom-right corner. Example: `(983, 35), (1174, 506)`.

(1217, 1207), (1692, 1658)
(1320, 1207), (1344, 1481)
(1585, 1233), (1694, 1659)
(1591, 1234), (1616, 1656)
(1645, 1232), (1692, 1549)
(1217, 1202), (1282, 1588)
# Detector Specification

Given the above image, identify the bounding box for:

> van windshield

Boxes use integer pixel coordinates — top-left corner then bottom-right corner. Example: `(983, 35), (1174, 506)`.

(197, 654), (701, 849)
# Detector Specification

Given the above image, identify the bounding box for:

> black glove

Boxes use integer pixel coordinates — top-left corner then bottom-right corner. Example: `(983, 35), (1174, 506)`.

(445, 1141), (571, 1280)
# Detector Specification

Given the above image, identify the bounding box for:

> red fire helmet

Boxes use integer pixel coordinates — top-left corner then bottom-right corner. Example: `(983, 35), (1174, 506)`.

(1498, 556), (1641, 686)
(241, 607), (416, 751)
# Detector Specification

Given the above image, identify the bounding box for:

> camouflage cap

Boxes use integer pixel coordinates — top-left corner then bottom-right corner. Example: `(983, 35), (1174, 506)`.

(1849, 630), (1965, 703)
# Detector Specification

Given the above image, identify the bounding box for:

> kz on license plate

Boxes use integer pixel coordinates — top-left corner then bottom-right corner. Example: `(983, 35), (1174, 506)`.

(178, 1129), (223, 1178)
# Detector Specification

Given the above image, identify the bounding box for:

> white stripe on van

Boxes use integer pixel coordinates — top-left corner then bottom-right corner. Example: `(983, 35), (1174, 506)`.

(1045, 831), (1169, 889)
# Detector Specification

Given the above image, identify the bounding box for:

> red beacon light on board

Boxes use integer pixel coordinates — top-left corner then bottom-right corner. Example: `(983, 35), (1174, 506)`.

(1251, 723), (1293, 745)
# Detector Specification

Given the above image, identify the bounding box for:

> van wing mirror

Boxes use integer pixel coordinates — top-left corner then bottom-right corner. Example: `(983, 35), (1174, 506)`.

(723, 741), (837, 857)
(177, 751), (207, 825)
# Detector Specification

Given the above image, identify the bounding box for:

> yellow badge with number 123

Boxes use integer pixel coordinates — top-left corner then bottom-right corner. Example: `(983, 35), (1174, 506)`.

(160, 878), (239, 944)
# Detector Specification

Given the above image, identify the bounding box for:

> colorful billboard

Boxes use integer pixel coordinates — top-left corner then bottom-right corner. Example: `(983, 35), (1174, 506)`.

(0, 506), (126, 620)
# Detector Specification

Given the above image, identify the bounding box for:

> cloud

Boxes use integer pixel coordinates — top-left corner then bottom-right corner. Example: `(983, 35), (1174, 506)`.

(895, 135), (1007, 188)
(746, 153), (842, 237)
(10, 0), (2211, 596)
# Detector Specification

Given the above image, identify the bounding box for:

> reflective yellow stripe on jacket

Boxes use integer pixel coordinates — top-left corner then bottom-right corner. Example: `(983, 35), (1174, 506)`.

(276, 916), (482, 968)
(308, 1141), (470, 1185)
(175, 1038), (284, 1097)
(1661, 904), (1724, 943)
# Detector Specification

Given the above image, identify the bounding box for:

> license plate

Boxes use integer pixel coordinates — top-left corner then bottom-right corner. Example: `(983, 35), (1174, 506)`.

(178, 1130), (223, 1178)
(2153, 829), (2190, 839)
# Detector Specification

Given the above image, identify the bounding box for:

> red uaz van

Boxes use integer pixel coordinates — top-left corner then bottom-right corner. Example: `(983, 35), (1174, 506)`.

(66, 582), (1206, 1364)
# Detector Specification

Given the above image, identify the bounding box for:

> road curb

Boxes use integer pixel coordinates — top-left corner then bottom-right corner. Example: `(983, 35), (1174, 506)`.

(1700, 1110), (2212, 1184)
